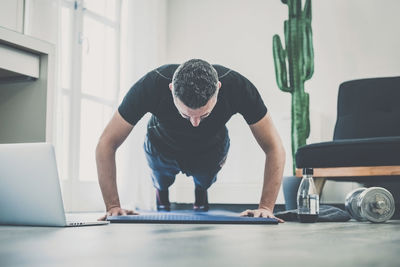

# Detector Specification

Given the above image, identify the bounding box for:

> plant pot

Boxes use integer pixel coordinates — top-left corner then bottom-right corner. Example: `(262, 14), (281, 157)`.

(282, 175), (301, 210)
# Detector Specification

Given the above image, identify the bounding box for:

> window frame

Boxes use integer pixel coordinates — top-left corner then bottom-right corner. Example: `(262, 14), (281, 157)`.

(59, 0), (121, 211)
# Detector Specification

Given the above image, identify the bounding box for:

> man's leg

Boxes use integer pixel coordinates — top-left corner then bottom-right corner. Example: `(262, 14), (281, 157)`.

(191, 174), (217, 212)
(189, 159), (225, 211)
(186, 138), (230, 211)
(143, 136), (180, 211)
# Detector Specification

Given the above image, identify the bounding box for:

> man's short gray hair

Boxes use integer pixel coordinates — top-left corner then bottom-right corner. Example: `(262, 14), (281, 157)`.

(172, 59), (219, 109)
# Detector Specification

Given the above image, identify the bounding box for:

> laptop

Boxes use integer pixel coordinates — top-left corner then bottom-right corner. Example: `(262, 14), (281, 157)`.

(0, 142), (109, 227)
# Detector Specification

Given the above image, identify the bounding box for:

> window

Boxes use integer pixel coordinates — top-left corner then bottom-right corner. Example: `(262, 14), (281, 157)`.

(59, 0), (121, 211)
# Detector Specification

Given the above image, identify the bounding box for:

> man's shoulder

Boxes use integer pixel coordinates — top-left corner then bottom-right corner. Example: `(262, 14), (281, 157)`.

(212, 65), (251, 91)
(213, 64), (234, 80)
(153, 64), (179, 81)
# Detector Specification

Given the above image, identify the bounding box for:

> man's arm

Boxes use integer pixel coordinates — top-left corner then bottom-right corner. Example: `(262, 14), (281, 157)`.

(240, 112), (286, 222)
(96, 111), (137, 220)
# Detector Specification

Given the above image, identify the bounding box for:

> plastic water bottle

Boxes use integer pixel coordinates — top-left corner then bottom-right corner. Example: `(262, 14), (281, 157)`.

(297, 168), (319, 223)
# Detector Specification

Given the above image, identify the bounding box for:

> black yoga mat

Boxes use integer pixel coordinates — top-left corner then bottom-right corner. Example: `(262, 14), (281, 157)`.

(107, 211), (278, 225)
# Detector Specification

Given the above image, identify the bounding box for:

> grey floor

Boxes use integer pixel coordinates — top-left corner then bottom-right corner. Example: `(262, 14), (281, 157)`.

(0, 213), (399, 267)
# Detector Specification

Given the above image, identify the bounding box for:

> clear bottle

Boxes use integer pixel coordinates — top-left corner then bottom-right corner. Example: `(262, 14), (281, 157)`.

(297, 168), (319, 223)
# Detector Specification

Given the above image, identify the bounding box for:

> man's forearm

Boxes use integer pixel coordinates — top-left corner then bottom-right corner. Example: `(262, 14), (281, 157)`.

(96, 143), (121, 211)
(258, 148), (285, 211)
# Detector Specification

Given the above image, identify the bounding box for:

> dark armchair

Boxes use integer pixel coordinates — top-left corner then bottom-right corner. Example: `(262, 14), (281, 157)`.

(295, 76), (400, 208)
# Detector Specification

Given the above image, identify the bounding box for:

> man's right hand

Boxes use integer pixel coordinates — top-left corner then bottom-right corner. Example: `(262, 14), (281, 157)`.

(98, 207), (139, 221)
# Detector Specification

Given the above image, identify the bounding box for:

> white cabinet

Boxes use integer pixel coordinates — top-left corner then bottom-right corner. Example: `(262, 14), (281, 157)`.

(0, 26), (55, 144)
(0, 0), (24, 33)
(0, 42), (39, 80)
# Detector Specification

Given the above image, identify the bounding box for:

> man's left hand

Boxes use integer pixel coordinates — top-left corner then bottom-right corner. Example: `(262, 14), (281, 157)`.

(240, 208), (285, 223)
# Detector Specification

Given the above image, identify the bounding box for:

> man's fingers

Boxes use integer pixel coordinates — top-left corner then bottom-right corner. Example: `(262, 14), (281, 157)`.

(254, 211), (263, 217)
(98, 211), (117, 221)
(97, 214), (107, 221)
(127, 210), (139, 215)
(260, 211), (270, 218)
(111, 211), (119, 216)
(276, 217), (285, 223)
(240, 210), (255, 217)
(240, 209), (254, 217)
(268, 215), (285, 223)
(106, 208), (139, 218)
(240, 209), (285, 222)
(259, 211), (285, 223)
(120, 209), (139, 216)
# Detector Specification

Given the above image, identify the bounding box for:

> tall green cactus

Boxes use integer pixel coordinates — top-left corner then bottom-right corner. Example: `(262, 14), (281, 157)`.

(273, 0), (314, 175)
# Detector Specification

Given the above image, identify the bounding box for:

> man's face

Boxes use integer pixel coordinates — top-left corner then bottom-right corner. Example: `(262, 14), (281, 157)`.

(169, 82), (221, 127)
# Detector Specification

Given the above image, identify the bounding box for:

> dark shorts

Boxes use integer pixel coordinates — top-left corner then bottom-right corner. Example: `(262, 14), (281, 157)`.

(143, 135), (230, 190)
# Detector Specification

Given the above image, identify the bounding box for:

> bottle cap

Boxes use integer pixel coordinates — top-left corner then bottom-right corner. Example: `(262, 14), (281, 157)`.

(303, 168), (313, 175)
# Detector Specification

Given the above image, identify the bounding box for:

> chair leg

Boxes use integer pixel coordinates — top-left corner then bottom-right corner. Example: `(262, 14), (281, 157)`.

(313, 178), (326, 197)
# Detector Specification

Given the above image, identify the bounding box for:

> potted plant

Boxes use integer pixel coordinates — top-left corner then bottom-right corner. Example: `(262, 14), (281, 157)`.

(272, 0), (314, 209)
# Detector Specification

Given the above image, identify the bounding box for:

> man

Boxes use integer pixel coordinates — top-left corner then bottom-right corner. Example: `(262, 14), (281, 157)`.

(97, 59), (285, 222)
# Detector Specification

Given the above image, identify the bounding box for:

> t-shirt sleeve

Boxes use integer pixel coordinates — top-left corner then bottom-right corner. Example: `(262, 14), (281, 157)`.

(118, 71), (159, 126)
(230, 71), (268, 125)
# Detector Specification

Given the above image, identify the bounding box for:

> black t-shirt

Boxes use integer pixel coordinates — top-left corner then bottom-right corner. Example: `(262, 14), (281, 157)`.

(118, 64), (267, 159)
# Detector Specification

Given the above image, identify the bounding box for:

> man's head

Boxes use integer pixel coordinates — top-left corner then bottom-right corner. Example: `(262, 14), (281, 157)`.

(169, 59), (221, 127)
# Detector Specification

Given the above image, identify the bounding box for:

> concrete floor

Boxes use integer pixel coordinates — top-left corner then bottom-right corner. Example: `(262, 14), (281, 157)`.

(0, 213), (399, 267)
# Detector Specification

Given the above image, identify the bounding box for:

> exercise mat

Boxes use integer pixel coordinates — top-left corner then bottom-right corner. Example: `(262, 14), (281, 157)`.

(107, 211), (278, 225)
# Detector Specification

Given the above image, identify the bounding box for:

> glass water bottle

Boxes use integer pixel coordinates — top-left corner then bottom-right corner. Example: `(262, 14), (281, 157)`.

(297, 168), (319, 223)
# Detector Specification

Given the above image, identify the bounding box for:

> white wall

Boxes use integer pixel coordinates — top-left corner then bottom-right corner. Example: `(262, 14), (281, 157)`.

(166, 0), (400, 204)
